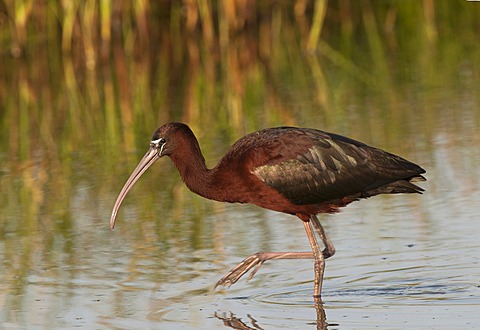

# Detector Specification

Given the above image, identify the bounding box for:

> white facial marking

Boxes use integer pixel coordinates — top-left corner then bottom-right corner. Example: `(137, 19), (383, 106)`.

(158, 143), (166, 156)
(151, 138), (162, 147)
(150, 138), (166, 156)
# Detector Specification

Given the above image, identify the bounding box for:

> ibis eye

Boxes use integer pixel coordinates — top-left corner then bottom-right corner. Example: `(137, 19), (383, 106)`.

(150, 138), (166, 148)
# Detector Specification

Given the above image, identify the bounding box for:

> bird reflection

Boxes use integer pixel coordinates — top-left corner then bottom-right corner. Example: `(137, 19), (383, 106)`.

(215, 312), (264, 330)
(214, 297), (328, 330)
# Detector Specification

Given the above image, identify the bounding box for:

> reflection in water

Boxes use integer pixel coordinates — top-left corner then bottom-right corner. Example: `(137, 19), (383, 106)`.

(1, 1), (480, 329)
(215, 298), (328, 330)
(313, 299), (328, 330)
(215, 312), (264, 330)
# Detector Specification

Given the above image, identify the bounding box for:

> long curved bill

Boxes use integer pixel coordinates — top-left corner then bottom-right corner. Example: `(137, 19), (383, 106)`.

(110, 147), (160, 230)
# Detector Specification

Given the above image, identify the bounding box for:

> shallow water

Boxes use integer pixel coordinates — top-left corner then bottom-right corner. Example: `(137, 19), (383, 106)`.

(2, 2), (480, 329)
(2, 135), (479, 329)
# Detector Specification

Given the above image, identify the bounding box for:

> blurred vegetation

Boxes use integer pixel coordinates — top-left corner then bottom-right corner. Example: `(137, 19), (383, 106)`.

(0, 1), (480, 309)
(1, 0), (479, 159)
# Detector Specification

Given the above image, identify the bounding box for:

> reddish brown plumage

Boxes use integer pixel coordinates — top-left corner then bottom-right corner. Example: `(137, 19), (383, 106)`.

(110, 122), (426, 297)
(147, 123), (424, 216)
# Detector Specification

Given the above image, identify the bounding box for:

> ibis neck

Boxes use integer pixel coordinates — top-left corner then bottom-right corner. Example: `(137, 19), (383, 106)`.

(169, 140), (224, 202)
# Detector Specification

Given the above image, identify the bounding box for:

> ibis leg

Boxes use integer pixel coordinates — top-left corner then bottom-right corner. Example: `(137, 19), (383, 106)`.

(310, 215), (335, 259)
(215, 216), (333, 296)
(215, 251), (313, 289)
(303, 220), (325, 297)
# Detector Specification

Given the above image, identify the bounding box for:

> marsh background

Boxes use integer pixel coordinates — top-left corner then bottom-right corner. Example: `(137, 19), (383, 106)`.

(1, 1), (479, 329)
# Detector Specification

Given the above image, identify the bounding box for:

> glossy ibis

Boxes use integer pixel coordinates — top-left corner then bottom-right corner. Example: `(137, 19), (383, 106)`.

(110, 122), (426, 297)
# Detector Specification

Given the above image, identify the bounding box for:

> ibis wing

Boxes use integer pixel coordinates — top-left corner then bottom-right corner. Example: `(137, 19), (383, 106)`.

(252, 134), (425, 205)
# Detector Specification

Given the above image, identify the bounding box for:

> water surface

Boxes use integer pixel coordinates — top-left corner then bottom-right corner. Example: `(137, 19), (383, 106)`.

(1, 2), (480, 329)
